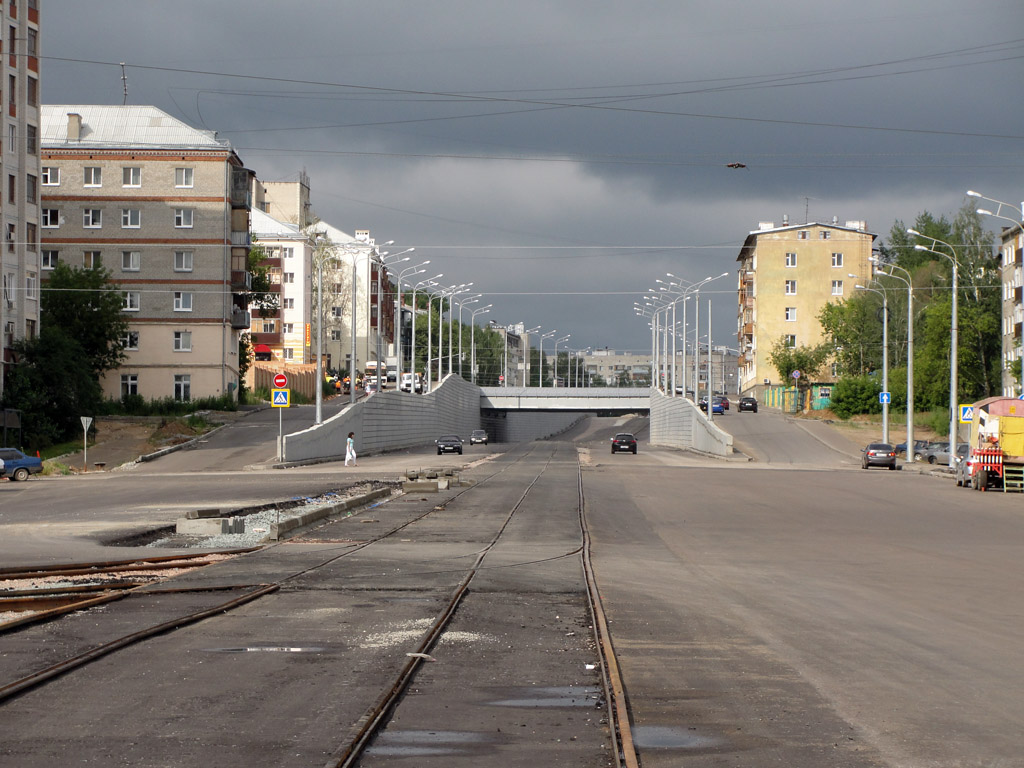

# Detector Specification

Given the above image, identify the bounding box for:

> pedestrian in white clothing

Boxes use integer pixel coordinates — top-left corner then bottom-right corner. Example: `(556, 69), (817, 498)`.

(345, 432), (357, 466)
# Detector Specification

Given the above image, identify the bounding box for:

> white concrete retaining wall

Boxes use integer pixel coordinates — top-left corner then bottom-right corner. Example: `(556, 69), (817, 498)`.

(282, 374), (481, 462)
(648, 390), (732, 456)
(486, 410), (586, 443)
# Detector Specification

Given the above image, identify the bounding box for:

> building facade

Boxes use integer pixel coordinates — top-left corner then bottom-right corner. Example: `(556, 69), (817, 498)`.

(998, 222), (1024, 396)
(40, 105), (253, 402)
(737, 218), (875, 396)
(0, 0), (41, 399)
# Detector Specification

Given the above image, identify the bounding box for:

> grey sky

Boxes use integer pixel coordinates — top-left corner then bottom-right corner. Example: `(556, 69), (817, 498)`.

(44, 1), (1024, 353)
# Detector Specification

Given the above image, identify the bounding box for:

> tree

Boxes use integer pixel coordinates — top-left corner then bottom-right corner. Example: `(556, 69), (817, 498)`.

(768, 335), (829, 384)
(245, 243), (280, 317)
(41, 263), (128, 376)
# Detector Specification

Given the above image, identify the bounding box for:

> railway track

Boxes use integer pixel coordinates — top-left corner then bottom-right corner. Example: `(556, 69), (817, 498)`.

(0, 443), (638, 767)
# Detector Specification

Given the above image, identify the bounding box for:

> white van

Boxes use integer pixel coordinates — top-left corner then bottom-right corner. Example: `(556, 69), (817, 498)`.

(401, 372), (423, 393)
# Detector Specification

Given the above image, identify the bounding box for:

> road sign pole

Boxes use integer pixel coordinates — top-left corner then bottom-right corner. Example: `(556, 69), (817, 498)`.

(279, 406), (283, 461)
(80, 416), (93, 472)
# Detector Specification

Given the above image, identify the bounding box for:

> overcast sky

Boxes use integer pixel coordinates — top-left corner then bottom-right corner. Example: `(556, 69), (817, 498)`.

(43, 1), (1024, 354)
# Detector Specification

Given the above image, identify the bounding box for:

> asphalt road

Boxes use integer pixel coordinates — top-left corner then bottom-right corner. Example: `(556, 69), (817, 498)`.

(3, 409), (1021, 765)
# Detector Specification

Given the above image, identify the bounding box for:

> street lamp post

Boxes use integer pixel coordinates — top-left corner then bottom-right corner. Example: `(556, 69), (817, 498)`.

(968, 190), (1024, 394)
(909, 228), (960, 468)
(538, 330), (556, 386)
(856, 283), (890, 444)
(523, 325), (541, 386)
(393, 261), (428, 385)
(553, 335), (571, 387)
(874, 260), (914, 465)
(469, 304), (492, 384)
(454, 294), (481, 378)
(410, 274), (442, 392)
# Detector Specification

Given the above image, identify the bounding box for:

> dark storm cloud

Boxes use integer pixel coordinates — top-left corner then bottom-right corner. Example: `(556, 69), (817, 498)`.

(44, 0), (1024, 350)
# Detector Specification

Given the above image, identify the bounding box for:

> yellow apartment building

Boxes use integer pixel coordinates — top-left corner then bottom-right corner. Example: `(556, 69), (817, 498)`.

(737, 218), (876, 396)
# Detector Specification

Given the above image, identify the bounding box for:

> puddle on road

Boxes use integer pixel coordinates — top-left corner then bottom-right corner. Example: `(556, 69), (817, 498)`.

(202, 646), (327, 653)
(632, 725), (720, 750)
(366, 730), (490, 757)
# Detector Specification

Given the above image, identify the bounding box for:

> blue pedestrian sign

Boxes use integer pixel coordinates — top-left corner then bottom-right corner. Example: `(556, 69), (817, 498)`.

(272, 389), (290, 408)
(959, 404), (974, 424)
(879, 391), (891, 404)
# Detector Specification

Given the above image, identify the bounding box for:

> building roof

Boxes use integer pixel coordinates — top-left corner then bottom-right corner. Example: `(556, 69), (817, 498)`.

(251, 208), (304, 239)
(737, 220), (877, 261)
(40, 105), (231, 151)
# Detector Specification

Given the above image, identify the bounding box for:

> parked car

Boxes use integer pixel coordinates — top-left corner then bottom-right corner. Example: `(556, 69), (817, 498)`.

(717, 396), (730, 411)
(435, 435), (464, 455)
(924, 442), (968, 466)
(862, 443), (897, 470)
(0, 448), (43, 481)
(738, 396), (758, 413)
(894, 439), (930, 458)
(469, 429), (489, 445)
(699, 396), (725, 415)
(610, 433), (638, 454)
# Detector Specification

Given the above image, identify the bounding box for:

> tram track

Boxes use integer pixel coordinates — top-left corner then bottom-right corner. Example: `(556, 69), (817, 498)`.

(0, 442), (638, 766)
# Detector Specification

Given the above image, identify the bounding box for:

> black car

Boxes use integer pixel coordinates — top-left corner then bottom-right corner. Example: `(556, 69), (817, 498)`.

(469, 430), (488, 445)
(435, 435), (463, 455)
(862, 443), (897, 470)
(611, 433), (638, 454)
(738, 396), (758, 413)
(0, 447), (43, 481)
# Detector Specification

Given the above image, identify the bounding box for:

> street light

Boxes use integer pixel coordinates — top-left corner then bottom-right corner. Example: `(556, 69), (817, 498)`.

(444, 284), (473, 378)
(410, 274), (442, 392)
(968, 190), (1024, 395)
(872, 259), (915, 465)
(909, 228), (960, 468)
(454, 293), (482, 378)
(523, 325), (541, 386)
(856, 282), (890, 444)
(469, 304), (492, 384)
(393, 261), (429, 385)
(538, 330), (557, 387)
(553, 335), (571, 388)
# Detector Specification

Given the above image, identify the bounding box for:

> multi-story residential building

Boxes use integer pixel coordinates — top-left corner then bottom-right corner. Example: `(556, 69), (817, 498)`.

(39, 105), (253, 402)
(582, 349), (652, 386)
(0, 0), (41, 399)
(998, 222), (1024, 396)
(737, 217), (875, 396)
(249, 207), (313, 364)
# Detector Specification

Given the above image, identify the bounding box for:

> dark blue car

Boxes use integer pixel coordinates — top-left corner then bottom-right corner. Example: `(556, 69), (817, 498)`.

(0, 448), (43, 481)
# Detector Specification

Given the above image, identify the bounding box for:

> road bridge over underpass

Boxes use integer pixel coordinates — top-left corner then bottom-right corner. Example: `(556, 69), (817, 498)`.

(479, 386), (651, 414)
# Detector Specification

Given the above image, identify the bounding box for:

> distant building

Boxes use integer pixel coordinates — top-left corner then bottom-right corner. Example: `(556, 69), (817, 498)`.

(737, 218), (875, 396)
(0, 0), (41, 399)
(40, 105), (254, 402)
(581, 349), (652, 386)
(998, 222), (1024, 395)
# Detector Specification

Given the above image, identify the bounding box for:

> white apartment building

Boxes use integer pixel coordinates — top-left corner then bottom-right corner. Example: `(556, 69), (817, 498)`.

(0, 0), (41, 399)
(40, 105), (254, 402)
(999, 222), (1024, 396)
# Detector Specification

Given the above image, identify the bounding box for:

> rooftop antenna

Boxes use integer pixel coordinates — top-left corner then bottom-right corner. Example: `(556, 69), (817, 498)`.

(120, 62), (128, 105)
(803, 196), (816, 224)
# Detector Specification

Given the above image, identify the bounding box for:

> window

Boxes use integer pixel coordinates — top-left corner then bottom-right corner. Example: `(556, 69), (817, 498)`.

(281, 247), (294, 259)
(41, 166), (59, 185)
(283, 298), (295, 309)
(785, 279), (797, 295)
(331, 306), (344, 318)
(282, 323), (294, 334)
(121, 250), (140, 271)
(798, 230), (809, 240)
(174, 374), (191, 402)
(83, 209), (102, 228)
(820, 230), (831, 240)
(121, 208), (141, 228)
(173, 250), (193, 272)
(282, 348), (294, 360)
(330, 329), (342, 341)
(7, 174), (13, 203)
(174, 208), (194, 228)
(173, 291), (193, 312)
(26, 223), (35, 251)
(26, 173), (36, 202)
(26, 124), (36, 154)
(25, 272), (36, 299)
(173, 331), (192, 351)
(84, 250), (101, 269)
(122, 167), (141, 187)
(785, 252), (797, 268)
(831, 252), (844, 267)
(174, 167), (193, 188)
(41, 209), (59, 228)
(262, 319), (276, 333)
(84, 167), (102, 187)
(27, 76), (37, 107)
(6, 223), (14, 252)
(120, 374), (138, 397)
(785, 307), (797, 321)
(785, 335), (796, 348)
(123, 291), (140, 311)
(832, 280), (844, 296)
(283, 272), (295, 284)
(7, 125), (14, 153)
(41, 250), (58, 270)
(121, 331), (139, 350)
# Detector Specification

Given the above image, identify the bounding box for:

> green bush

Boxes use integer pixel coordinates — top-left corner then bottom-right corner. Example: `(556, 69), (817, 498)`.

(98, 393), (237, 417)
(829, 375), (883, 419)
(925, 409), (950, 437)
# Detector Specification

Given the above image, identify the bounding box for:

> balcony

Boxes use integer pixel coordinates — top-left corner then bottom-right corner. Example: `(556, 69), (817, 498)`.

(1015, 286), (1022, 304)
(230, 230), (251, 247)
(1016, 321), (1022, 340)
(251, 331), (281, 346)
(230, 310), (251, 330)
(231, 270), (252, 290)
(742, 322), (754, 337)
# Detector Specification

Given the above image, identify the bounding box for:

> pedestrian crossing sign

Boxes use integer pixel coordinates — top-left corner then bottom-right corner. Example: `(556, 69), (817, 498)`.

(959, 404), (974, 423)
(272, 389), (290, 407)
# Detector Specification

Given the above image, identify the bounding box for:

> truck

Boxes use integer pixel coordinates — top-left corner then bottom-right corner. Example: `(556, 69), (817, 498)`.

(962, 396), (1024, 492)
